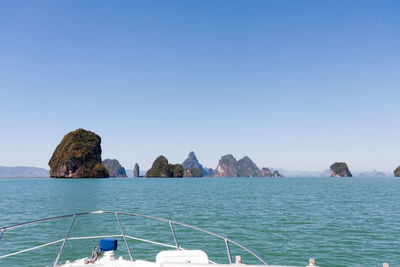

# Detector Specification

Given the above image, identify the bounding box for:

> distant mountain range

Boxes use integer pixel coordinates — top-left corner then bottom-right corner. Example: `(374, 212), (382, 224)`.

(0, 166), (49, 178)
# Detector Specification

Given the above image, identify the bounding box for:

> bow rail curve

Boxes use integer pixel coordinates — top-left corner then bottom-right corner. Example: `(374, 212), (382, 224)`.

(0, 210), (268, 267)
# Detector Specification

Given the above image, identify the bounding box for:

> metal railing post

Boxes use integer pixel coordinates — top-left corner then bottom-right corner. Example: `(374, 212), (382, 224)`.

(53, 214), (76, 267)
(115, 213), (133, 261)
(0, 228), (4, 242)
(227, 239), (268, 265)
(224, 238), (232, 264)
(169, 221), (179, 249)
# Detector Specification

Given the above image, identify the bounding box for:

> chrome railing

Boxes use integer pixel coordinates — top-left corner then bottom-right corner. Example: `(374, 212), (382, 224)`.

(0, 210), (269, 266)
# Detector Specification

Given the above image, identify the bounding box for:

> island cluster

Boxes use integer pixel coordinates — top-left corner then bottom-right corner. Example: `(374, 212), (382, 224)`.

(48, 129), (395, 178)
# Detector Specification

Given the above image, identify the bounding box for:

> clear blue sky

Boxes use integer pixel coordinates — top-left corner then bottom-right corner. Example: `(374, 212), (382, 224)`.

(0, 0), (399, 172)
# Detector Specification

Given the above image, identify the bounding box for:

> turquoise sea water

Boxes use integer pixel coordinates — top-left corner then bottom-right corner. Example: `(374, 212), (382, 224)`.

(0, 177), (399, 267)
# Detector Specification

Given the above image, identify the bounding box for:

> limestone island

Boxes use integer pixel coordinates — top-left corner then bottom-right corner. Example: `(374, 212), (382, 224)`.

(133, 163), (140, 177)
(182, 151), (213, 177)
(48, 128), (109, 178)
(330, 162), (352, 177)
(102, 159), (127, 177)
(394, 165), (400, 177)
(214, 154), (281, 177)
(146, 155), (184, 178)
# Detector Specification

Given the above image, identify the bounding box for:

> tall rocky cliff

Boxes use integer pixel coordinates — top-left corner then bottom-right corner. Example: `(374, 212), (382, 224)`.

(48, 129), (109, 178)
(182, 151), (213, 176)
(214, 154), (239, 177)
(146, 156), (183, 178)
(102, 159), (127, 177)
(237, 156), (261, 177)
(133, 163), (140, 177)
(330, 162), (352, 177)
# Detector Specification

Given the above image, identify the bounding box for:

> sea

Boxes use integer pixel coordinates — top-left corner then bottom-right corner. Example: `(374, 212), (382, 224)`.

(0, 177), (399, 267)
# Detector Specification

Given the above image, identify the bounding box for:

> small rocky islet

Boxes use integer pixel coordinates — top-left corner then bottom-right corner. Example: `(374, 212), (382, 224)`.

(133, 163), (140, 177)
(330, 162), (352, 177)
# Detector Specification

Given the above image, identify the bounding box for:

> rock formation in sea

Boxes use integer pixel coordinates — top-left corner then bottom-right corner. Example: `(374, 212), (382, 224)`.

(146, 155), (183, 178)
(272, 170), (283, 177)
(204, 168), (215, 176)
(182, 151), (213, 176)
(394, 166), (400, 177)
(102, 159), (127, 177)
(214, 154), (239, 177)
(133, 163), (140, 177)
(183, 167), (203, 177)
(236, 156), (261, 177)
(330, 162), (352, 177)
(214, 154), (261, 177)
(48, 128), (109, 178)
(261, 167), (272, 177)
(170, 164), (184, 177)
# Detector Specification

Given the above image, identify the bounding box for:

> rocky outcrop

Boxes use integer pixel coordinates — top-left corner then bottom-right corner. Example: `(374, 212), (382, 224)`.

(261, 168), (272, 177)
(182, 151), (213, 176)
(214, 154), (239, 177)
(146, 156), (183, 178)
(237, 156), (261, 177)
(330, 162), (352, 177)
(394, 166), (400, 177)
(214, 154), (261, 177)
(133, 163), (140, 178)
(272, 170), (283, 177)
(170, 164), (184, 177)
(102, 159), (127, 177)
(48, 129), (109, 178)
(204, 168), (215, 176)
(183, 168), (203, 177)
(146, 156), (170, 177)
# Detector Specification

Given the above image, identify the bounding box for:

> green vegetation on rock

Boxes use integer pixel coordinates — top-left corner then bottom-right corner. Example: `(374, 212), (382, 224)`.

(48, 129), (109, 178)
(146, 155), (183, 178)
(170, 164), (183, 177)
(183, 167), (203, 177)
